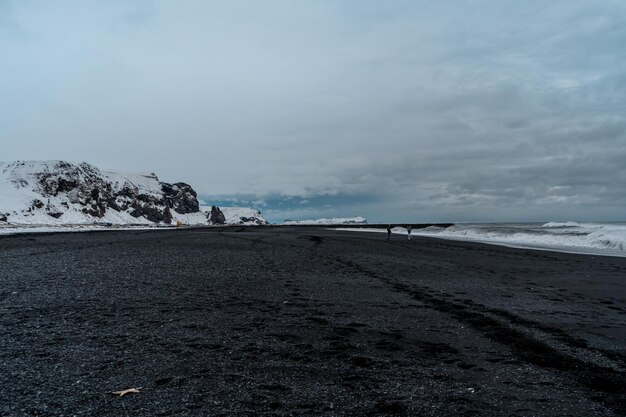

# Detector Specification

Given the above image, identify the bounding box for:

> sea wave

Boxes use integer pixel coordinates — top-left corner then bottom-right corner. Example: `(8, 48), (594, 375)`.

(412, 222), (626, 256)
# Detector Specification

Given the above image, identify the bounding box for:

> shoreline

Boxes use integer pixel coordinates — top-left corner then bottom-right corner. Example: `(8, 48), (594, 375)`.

(334, 226), (626, 259)
(2, 222), (624, 258)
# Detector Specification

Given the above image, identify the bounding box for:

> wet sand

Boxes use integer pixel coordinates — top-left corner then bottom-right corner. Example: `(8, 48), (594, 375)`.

(0, 227), (625, 416)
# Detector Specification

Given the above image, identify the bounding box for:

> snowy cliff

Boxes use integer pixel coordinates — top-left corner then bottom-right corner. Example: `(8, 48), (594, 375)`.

(0, 161), (267, 226)
(220, 207), (268, 226)
(199, 205), (268, 226)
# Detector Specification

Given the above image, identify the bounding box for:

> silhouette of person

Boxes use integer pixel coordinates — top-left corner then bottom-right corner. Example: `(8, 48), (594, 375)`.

(387, 225), (392, 241)
(407, 225), (412, 240)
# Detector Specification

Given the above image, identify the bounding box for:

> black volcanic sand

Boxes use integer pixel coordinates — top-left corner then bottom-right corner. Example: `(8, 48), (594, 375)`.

(1, 227), (625, 416)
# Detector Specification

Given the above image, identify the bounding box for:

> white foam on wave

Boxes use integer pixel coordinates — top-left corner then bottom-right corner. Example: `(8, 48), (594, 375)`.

(412, 222), (626, 257)
(542, 221), (587, 228)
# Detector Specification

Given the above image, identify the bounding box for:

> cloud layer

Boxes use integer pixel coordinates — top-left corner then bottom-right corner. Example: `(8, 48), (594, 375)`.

(2, 1), (625, 222)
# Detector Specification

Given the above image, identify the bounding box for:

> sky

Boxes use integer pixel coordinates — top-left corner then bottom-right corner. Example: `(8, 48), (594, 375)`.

(1, 0), (625, 223)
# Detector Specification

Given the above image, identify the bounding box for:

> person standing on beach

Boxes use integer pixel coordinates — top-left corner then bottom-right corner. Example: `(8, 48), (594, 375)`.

(387, 225), (392, 241)
(407, 225), (412, 240)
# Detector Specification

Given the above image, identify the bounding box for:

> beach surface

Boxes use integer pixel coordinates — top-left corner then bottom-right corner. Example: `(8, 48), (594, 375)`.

(1, 227), (625, 416)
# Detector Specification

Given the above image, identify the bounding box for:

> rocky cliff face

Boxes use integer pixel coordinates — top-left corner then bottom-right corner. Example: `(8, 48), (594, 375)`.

(162, 182), (199, 215)
(0, 161), (202, 225)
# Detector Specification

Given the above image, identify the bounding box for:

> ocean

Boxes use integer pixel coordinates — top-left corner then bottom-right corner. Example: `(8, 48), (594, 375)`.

(410, 221), (626, 257)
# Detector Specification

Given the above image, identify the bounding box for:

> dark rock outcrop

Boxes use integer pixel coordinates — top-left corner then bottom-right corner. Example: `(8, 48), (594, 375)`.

(239, 216), (265, 225)
(210, 205), (226, 224)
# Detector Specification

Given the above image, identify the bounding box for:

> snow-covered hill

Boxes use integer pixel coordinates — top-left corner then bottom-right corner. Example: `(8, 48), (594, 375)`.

(200, 206), (269, 226)
(0, 161), (267, 227)
(283, 216), (367, 225)
(221, 207), (269, 225)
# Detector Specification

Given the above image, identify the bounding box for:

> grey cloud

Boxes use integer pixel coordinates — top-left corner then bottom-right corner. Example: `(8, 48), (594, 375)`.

(1, 0), (624, 222)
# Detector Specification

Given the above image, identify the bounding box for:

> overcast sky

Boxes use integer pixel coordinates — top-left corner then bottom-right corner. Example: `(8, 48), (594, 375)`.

(1, 1), (625, 223)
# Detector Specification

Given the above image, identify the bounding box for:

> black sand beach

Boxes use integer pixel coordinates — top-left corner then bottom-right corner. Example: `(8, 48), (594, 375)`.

(1, 227), (625, 416)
